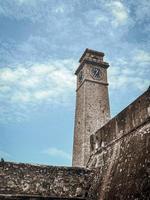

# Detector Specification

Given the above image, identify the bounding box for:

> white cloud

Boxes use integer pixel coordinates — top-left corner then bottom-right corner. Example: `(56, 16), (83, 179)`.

(134, 50), (150, 63)
(0, 68), (18, 82)
(20, 77), (40, 88)
(108, 47), (150, 92)
(108, 63), (149, 91)
(55, 5), (65, 13)
(11, 91), (31, 103)
(32, 65), (53, 75)
(133, 0), (150, 22)
(0, 60), (75, 102)
(34, 90), (52, 100)
(94, 16), (108, 26)
(0, 5), (5, 15)
(42, 147), (71, 161)
(107, 1), (128, 26)
(0, 59), (76, 122)
(15, 0), (36, 5)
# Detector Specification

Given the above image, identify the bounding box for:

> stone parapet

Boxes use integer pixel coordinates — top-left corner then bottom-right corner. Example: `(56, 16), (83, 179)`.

(89, 89), (150, 158)
(0, 162), (94, 199)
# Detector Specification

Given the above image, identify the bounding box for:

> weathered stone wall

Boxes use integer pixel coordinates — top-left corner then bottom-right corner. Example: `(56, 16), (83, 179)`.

(87, 89), (150, 200)
(0, 162), (93, 199)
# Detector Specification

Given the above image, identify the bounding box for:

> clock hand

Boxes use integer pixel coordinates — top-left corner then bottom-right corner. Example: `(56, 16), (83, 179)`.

(95, 69), (99, 75)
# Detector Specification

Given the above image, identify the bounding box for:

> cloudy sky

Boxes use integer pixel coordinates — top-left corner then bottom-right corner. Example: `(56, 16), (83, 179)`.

(0, 0), (149, 166)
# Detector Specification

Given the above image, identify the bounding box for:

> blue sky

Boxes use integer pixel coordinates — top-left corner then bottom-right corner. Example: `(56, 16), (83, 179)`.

(0, 0), (150, 166)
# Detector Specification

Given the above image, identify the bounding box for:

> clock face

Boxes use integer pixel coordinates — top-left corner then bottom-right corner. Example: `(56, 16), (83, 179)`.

(91, 67), (101, 79)
(78, 70), (83, 82)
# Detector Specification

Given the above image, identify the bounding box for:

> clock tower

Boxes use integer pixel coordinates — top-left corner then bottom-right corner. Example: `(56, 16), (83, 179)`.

(72, 49), (110, 167)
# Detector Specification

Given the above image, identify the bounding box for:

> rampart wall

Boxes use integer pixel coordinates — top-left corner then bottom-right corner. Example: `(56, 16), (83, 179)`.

(87, 89), (150, 200)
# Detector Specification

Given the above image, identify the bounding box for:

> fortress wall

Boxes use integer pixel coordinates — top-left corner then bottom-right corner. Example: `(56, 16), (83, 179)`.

(0, 162), (93, 199)
(87, 89), (150, 200)
(89, 89), (150, 157)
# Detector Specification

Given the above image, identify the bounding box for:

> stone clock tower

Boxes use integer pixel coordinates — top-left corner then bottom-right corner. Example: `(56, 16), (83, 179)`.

(72, 49), (110, 167)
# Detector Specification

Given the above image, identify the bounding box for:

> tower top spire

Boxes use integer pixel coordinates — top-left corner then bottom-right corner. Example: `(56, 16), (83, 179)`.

(75, 48), (109, 75)
(79, 48), (104, 63)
